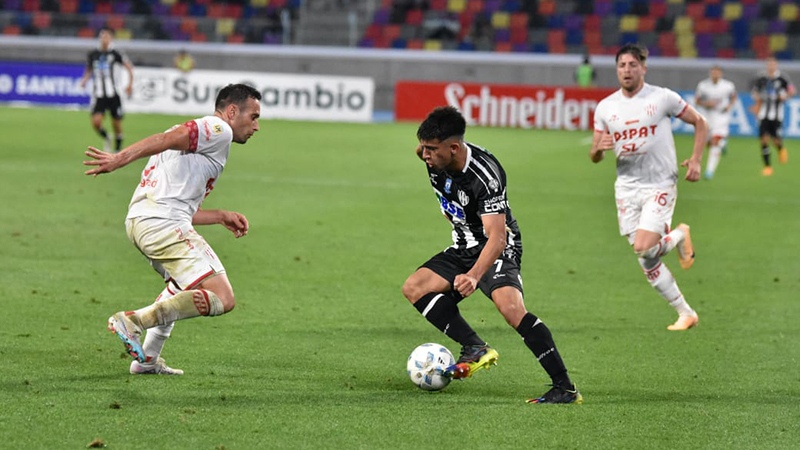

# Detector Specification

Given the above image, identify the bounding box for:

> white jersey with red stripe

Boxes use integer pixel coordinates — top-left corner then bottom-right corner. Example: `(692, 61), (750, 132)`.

(695, 77), (736, 138)
(126, 115), (233, 223)
(594, 83), (688, 189)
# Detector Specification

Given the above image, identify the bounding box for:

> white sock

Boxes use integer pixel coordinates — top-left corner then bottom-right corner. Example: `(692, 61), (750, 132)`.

(706, 145), (722, 175)
(637, 227), (685, 259)
(639, 258), (695, 316)
(141, 285), (179, 362)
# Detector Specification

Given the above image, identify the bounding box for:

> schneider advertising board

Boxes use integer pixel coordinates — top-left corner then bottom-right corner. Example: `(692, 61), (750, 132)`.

(0, 61), (374, 122)
(395, 80), (800, 138)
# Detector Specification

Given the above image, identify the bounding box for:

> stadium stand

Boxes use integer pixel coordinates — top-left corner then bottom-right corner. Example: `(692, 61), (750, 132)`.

(0, 0), (298, 44)
(356, 0), (800, 60)
(0, 0), (799, 61)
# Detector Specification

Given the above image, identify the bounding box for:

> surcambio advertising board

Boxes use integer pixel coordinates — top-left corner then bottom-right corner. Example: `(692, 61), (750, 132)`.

(0, 61), (374, 122)
(395, 80), (800, 138)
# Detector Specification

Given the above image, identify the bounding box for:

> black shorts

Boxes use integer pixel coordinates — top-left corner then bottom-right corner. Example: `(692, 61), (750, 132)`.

(421, 246), (524, 300)
(759, 119), (782, 139)
(91, 95), (124, 119)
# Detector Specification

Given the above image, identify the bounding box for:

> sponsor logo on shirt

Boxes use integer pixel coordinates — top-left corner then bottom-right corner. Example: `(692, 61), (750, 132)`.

(436, 192), (465, 221)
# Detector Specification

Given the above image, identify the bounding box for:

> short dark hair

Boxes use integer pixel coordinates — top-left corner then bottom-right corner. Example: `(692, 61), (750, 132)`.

(98, 27), (114, 36)
(215, 84), (261, 111)
(616, 43), (648, 64)
(417, 106), (466, 142)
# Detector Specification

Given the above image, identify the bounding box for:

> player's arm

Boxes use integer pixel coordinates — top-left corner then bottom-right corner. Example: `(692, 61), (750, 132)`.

(727, 91), (738, 113)
(677, 105), (708, 182)
(589, 128), (614, 163)
(83, 123), (193, 176)
(453, 213), (506, 297)
(79, 62), (92, 88)
(122, 57), (134, 98)
(193, 209), (249, 238)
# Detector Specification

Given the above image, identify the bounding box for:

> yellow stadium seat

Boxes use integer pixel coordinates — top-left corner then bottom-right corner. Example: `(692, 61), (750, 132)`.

(115, 28), (132, 40)
(673, 16), (692, 34)
(161, 0), (177, 6)
(424, 40), (442, 51)
(491, 12), (510, 29)
(448, 0), (466, 13)
(216, 18), (235, 36)
(619, 15), (638, 33)
(667, 0), (684, 4)
(676, 33), (695, 49)
(770, 34), (788, 52)
(679, 47), (698, 58)
(723, 3), (742, 21)
(779, 3), (799, 21)
(251, 0), (269, 7)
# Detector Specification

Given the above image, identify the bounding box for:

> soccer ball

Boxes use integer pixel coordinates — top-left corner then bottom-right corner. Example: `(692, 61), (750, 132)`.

(407, 343), (455, 391)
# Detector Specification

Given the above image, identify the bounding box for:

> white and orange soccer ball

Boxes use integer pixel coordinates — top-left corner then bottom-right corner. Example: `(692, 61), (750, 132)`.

(407, 343), (455, 391)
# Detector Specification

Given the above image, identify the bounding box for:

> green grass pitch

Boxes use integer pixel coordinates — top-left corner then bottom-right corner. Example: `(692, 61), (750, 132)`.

(0, 106), (798, 449)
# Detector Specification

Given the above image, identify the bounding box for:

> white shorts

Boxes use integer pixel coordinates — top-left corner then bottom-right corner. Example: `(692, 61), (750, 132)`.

(125, 217), (225, 290)
(707, 113), (730, 140)
(615, 185), (677, 239)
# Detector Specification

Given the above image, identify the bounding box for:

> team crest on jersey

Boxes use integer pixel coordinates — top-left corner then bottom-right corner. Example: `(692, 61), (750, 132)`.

(458, 190), (469, 205)
(212, 124), (223, 134)
(488, 179), (500, 192)
(444, 178), (452, 194)
(645, 104), (657, 117)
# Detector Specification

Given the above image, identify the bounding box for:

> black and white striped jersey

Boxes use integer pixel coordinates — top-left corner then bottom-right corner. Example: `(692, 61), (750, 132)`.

(426, 142), (522, 252)
(86, 48), (129, 99)
(751, 71), (794, 121)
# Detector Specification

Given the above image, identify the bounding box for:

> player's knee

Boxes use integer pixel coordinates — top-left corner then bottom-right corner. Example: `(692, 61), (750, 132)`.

(401, 278), (421, 303)
(633, 243), (656, 258)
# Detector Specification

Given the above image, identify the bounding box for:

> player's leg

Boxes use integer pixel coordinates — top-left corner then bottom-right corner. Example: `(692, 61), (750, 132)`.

(631, 191), (698, 330)
(109, 220), (231, 363)
(705, 135), (725, 179)
(90, 107), (111, 152)
(488, 283), (581, 404)
(131, 282), (183, 375)
(110, 96), (124, 152)
(759, 121), (773, 175)
(402, 260), (485, 349)
(772, 125), (788, 164)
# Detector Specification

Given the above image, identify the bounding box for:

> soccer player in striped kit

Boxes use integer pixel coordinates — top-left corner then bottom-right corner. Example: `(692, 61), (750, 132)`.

(83, 84), (261, 375)
(750, 56), (795, 176)
(590, 43), (708, 331)
(403, 106), (581, 404)
(79, 27), (134, 152)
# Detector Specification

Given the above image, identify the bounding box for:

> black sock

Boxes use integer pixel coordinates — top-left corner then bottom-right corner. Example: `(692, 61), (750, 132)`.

(97, 128), (108, 139)
(516, 312), (572, 388)
(762, 144), (771, 166)
(413, 292), (484, 347)
(115, 135), (123, 151)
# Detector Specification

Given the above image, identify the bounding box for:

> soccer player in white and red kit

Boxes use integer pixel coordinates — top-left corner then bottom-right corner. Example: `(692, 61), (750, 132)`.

(695, 66), (737, 179)
(590, 44), (708, 331)
(83, 84), (261, 374)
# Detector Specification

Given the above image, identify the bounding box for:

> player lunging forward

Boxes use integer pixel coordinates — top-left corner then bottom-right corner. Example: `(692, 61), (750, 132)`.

(403, 106), (581, 404)
(590, 44), (708, 331)
(84, 84), (261, 374)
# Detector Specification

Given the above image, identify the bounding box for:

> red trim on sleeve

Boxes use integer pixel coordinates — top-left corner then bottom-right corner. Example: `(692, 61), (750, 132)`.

(183, 120), (199, 152)
(675, 103), (688, 118)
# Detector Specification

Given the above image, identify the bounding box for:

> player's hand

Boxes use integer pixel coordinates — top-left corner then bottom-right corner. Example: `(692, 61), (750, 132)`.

(597, 132), (615, 151)
(125, 84), (133, 98)
(220, 211), (249, 238)
(453, 274), (478, 298)
(83, 146), (120, 176)
(415, 144), (424, 161)
(681, 158), (702, 182)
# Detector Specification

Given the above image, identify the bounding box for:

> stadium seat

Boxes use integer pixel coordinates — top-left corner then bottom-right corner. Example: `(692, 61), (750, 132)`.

(779, 3), (799, 21)
(448, 0), (466, 13)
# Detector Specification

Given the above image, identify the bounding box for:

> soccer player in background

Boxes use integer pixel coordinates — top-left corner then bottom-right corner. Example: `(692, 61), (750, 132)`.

(402, 106), (582, 404)
(83, 84), (261, 375)
(695, 65), (737, 180)
(750, 56), (796, 176)
(590, 43), (708, 331)
(79, 27), (135, 153)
